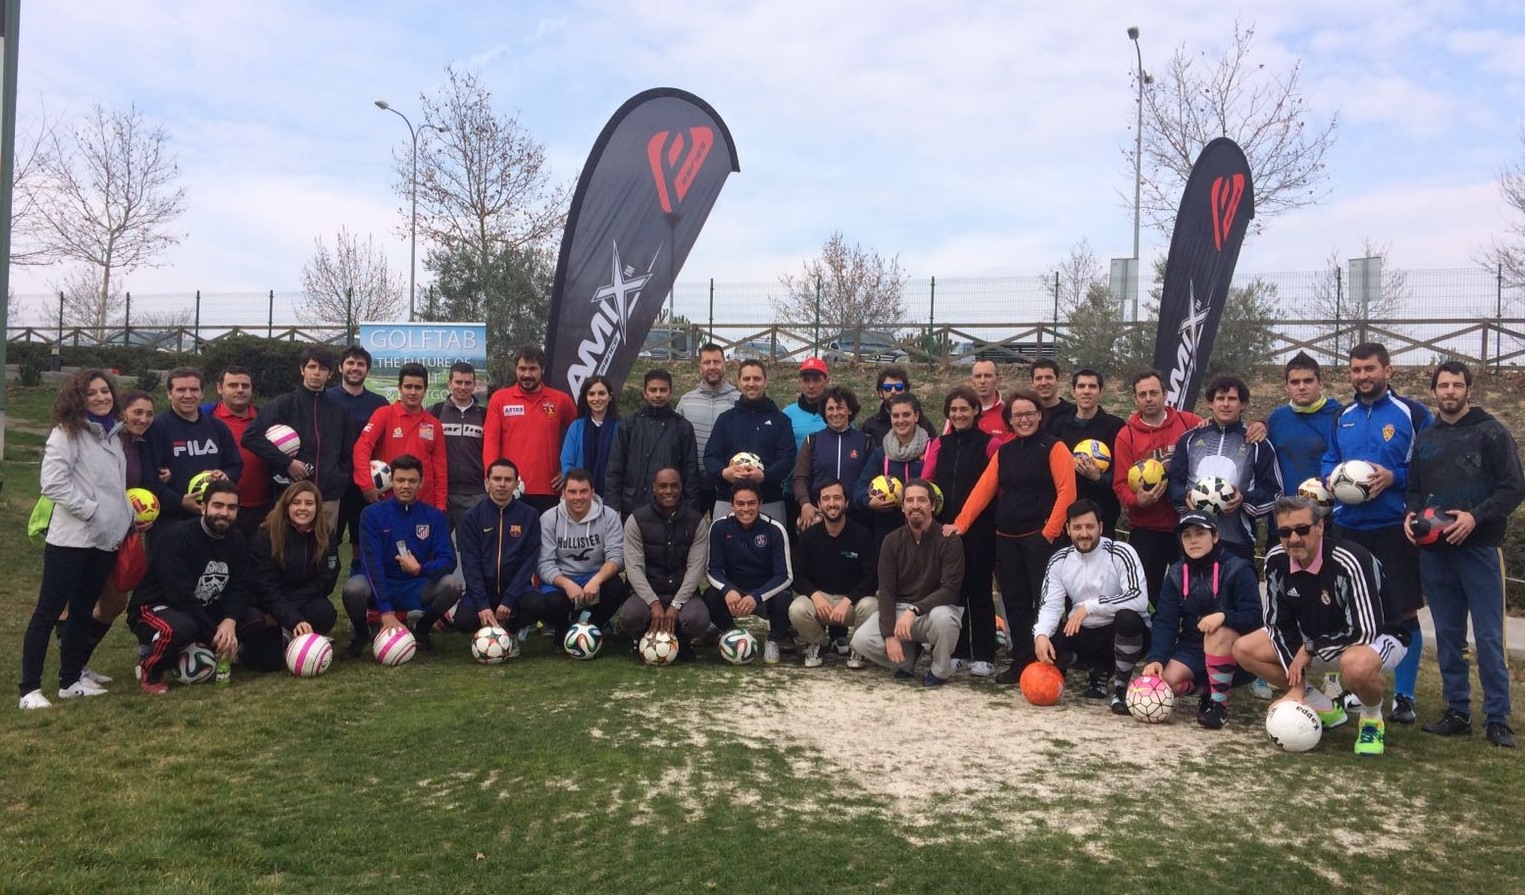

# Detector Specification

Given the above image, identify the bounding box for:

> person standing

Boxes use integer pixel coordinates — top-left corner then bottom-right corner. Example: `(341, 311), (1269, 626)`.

(1320, 342), (1431, 725)
(352, 363), (449, 511)
(428, 361), (487, 528)
(560, 375), (620, 499)
(703, 359), (797, 520)
(210, 366), (269, 538)
(1048, 369), (1126, 538)
(1029, 360), (1076, 430)
(782, 357), (831, 451)
(606, 369), (700, 517)
(19, 371), (133, 709)
(676, 343), (740, 514)
(947, 359), (1008, 439)
(1407, 361), (1525, 747)
(860, 365), (936, 445)
(483, 346), (577, 513)
(793, 385), (872, 530)
(244, 346), (351, 532)
(853, 392), (928, 544)
(1265, 352), (1342, 499)
(327, 345), (389, 568)
(146, 367), (243, 523)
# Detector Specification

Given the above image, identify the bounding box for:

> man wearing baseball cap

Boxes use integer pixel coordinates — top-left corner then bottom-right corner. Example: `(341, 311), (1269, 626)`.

(783, 358), (831, 452)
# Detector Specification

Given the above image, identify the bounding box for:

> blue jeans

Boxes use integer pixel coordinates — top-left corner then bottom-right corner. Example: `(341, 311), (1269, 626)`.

(1420, 544), (1512, 725)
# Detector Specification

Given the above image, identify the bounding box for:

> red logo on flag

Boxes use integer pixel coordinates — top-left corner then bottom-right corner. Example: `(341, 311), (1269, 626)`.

(1210, 173), (1245, 251)
(648, 127), (714, 214)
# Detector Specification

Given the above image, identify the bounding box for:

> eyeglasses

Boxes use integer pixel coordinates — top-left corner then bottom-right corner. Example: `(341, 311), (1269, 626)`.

(880, 383), (907, 393)
(1276, 523), (1315, 539)
(1010, 411), (1041, 421)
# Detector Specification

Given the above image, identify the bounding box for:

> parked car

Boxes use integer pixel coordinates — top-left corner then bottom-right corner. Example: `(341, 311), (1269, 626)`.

(730, 339), (789, 361)
(822, 330), (908, 365)
(952, 340), (1057, 365)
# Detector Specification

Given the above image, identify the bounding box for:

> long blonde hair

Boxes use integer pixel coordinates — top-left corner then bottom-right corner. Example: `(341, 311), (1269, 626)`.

(262, 480), (331, 570)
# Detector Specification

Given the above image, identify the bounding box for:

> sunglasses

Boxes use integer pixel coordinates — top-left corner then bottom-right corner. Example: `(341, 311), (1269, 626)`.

(880, 383), (907, 393)
(1276, 523), (1315, 539)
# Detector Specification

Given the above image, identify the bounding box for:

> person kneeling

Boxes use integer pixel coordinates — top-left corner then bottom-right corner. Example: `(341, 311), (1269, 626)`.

(786, 479), (878, 668)
(249, 481), (341, 643)
(703, 483), (794, 665)
(619, 468), (711, 659)
(1140, 512), (1262, 729)
(527, 469), (627, 643)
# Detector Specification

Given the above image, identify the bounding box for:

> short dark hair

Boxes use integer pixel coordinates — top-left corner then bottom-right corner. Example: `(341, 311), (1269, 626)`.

(944, 385), (979, 417)
(201, 478), (241, 504)
(339, 344), (373, 367)
(698, 342), (725, 358)
(514, 345), (546, 367)
(886, 393), (920, 415)
(737, 358), (767, 379)
(563, 468), (593, 486)
(1003, 387), (1042, 428)
(816, 477), (846, 498)
(165, 367), (204, 389)
(1205, 374), (1249, 404)
(1284, 352), (1320, 382)
(487, 457), (520, 478)
(390, 454), (424, 476)
(644, 368), (673, 386)
(398, 363), (428, 385)
(876, 365), (911, 391)
(902, 478), (936, 503)
(1350, 342), (1391, 366)
(1066, 499), (1102, 522)
(448, 361), (476, 378)
(218, 365), (251, 385)
(821, 385), (860, 418)
(1432, 359), (1473, 389)
(1029, 359), (1060, 379)
(1072, 368), (1104, 389)
(300, 346), (336, 371)
(1130, 370), (1164, 391)
(730, 482), (761, 503)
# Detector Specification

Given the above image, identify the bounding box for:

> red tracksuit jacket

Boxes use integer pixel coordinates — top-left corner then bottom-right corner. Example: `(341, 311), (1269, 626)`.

(353, 402), (448, 510)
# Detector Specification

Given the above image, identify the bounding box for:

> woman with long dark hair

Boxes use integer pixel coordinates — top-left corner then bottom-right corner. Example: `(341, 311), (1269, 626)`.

(19, 370), (133, 709)
(249, 480), (341, 649)
(560, 375), (620, 497)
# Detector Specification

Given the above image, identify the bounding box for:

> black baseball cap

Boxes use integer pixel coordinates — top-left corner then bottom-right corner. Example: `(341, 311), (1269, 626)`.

(1176, 511), (1219, 533)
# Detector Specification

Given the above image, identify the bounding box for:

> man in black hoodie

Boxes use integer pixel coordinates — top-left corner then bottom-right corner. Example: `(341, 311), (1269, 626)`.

(860, 365), (936, 446)
(243, 346), (352, 530)
(606, 369), (699, 516)
(1406, 361), (1525, 747)
(703, 360), (797, 520)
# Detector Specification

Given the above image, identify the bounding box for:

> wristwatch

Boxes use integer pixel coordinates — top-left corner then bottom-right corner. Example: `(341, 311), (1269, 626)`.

(908, 605), (923, 617)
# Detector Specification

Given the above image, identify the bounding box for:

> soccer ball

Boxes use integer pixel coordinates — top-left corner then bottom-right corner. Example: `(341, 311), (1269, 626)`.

(563, 622), (604, 660)
(1411, 507), (1458, 547)
(170, 644), (217, 684)
(284, 633), (333, 678)
(1296, 477), (1333, 511)
(1019, 662), (1065, 706)
(1265, 701), (1324, 752)
(1125, 674), (1176, 723)
(718, 628), (759, 665)
(1330, 460), (1377, 505)
(265, 423), (301, 457)
(1127, 458), (1166, 493)
(471, 626), (515, 664)
(730, 452), (765, 474)
(638, 631), (680, 666)
(926, 481), (945, 515)
(1072, 439), (1112, 473)
(869, 474), (904, 506)
(369, 460), (393, 492)
(126, 487), (160, 526)
(372, 626), (416, 666)
(186, 470), (217, 504)
(1187, 477), (1235, 514)
(431, 602), (458, 633)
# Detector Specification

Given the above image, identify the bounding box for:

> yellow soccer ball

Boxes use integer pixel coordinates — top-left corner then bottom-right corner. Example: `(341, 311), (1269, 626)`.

(1127, 458), (1166, 493)
(1073, 439), (1112, 473)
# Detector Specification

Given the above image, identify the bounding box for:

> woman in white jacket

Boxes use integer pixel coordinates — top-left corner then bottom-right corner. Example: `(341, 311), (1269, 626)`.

(18, 370), (134, 710)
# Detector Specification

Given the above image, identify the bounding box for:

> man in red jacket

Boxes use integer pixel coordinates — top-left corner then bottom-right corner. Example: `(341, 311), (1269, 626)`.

(483, 345), (576, 513)
(211, 366), (269, 537)
(353, 363), (448, 510)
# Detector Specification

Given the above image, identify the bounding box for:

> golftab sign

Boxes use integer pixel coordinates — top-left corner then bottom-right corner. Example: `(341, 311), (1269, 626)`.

(546, 88), (740, 399)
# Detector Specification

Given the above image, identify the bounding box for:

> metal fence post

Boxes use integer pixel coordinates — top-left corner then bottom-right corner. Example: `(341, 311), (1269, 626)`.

(267, 289), (274, 339)
(813, 276), (821, 356)
(123, 291), (132, 347)
(708, 278), (714, 341)
(1497, 263), (1505, 373)
(1333, 265), (1343, 364)
(194, 290), (202, 353)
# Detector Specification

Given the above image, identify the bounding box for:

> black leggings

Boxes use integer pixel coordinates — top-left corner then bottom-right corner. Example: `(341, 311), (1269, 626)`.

(995, 531), (1055, 670)
(19, 545), (117, 697)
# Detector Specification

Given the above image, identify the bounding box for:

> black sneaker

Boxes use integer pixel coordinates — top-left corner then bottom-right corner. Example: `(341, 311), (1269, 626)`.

(1083, 676), (1109, 699)
(412, 622), (435, 652)
(995, 663), (1022, 685)
(1198, 699), (1230, 730)
(1486, 722), (1517, 748)
(1421, 708), (1473, 737)
(1110, 685), (1129, 716)
(344, 637), (367, 659)
(1391, 694), (1417, 725)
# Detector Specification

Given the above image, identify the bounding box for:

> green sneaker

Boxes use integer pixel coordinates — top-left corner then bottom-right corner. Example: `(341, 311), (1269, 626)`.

(1355, 718), (1386, 756)
(1317, 704), (1348, 730)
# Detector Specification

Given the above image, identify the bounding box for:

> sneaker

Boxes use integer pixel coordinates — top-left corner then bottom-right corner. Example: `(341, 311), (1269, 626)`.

(140, 677), (169, 696)
(80, 666), (113, 685)
(18, 689), (52, 710)
(802, 643), (823, 668)
(763, 640), (781, 666)
(344, 638), (368, 659)
(1249, 677), (1275, 700)
(1421, 708), (1473, 737)
(58, 678), (109, 699)
(1083, 677), (1109, 699)
(1110, 685), (1129, 715)
(922, 671), (949, 688)
(833, 636), (851, 656)
(970, 661), (996, 678)
(846, 650), (865, 670)
(995, 663), (1022, 685)
(1198, 699), (1230, 730)
(949, 658), (969, 675)
(1316, 704), (1349, 730)
(1354, 718), (1386, 756)
(516, 626), (531, 643)
(1486, 722), (1517, 748)
(412, 622), (435, 652)
(1391, 694), (1416, 725)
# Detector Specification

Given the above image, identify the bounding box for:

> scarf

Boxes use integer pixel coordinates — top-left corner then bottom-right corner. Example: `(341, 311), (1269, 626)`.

(1290, 395), (1328, 414)
(882, 426), (930, 463)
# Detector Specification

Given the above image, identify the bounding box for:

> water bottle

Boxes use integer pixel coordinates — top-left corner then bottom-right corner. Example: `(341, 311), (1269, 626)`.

(215, 656), (232, 685)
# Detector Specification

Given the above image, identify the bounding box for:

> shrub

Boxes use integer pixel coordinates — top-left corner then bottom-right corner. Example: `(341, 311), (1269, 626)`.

(196, 336), (310, 399)
(18, 360), (42, 387)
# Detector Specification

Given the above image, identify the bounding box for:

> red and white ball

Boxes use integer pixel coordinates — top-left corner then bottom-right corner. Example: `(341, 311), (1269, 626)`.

(284, 633), (333, 678)
(373, 626), (416, 666)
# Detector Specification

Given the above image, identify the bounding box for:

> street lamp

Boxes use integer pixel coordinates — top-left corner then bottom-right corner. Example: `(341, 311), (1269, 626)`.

(1127, 26), (1151, 323)
(374, 99), (448, 322)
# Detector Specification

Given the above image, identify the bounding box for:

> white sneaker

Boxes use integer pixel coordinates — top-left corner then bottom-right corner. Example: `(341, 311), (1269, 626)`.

(764, 640), (781, 665)
(846, 650), (865, 670)
(81, 666), (114, 685)
(833, 636), (851, 656)
(1250, 678), (1275, 700)
(59, 678), (109, 699)
(949, 658), (969, 674)
(19, 689), (53, 710)
(803, 643), (823, 668)
(970, 660), (996, 677)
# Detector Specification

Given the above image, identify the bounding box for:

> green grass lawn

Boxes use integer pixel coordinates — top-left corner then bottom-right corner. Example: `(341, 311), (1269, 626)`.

(3, 387), (1524, 894)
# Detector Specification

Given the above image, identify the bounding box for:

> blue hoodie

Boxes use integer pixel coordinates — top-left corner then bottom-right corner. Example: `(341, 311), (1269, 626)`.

(357, 496), (455, 612)
(1320, 388), (1431, 530)
(457, 495), (541, 615)
(703, 396), (797, 504)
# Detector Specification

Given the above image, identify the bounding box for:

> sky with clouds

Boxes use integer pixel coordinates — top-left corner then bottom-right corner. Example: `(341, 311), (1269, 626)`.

(10, 0), (1525, 324)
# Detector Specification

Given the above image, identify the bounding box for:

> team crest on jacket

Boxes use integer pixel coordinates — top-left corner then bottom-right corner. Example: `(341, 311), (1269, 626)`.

(1382, 423), (1395, 442)
(1320, 590), (1332, 605)
(420, 425), (435, 440)
(510, 524), (522, 537)
(392, 427), (403, 438)
(541, 402), (558, 418)
(849, 449), (859, 458)
(415, 525), (431, 539)
(753, 533), (767, 548)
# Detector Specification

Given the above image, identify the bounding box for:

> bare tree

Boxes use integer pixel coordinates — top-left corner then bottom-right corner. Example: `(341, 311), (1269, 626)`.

(771, 231), (908, 332)
(1046, 239), (1108, 309)
(10, 110), (60, 267)
(1129, 21), (1337, 235)
(1305, 240), (1408, 362)
(51, 265), (123, 338)
(31, 103), (187, 307)
(1481, 129), (1525, 291)
(297, 228), (406, 326)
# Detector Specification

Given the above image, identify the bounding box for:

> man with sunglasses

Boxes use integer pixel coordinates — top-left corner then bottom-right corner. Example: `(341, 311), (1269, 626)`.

(1234, 496), (1405, 756)
(860, 366), (936, 446)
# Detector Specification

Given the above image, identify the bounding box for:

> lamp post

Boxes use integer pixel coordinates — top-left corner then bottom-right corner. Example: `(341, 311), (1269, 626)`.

(1127, 26), (1150, 323)
(374, 100), (448, 322)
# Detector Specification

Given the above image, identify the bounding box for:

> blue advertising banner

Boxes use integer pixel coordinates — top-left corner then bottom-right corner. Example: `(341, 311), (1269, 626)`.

(358, 322), (487, 404)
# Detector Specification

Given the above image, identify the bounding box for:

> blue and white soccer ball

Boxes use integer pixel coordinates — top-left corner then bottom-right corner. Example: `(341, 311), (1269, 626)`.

(718, 628), (758, 665)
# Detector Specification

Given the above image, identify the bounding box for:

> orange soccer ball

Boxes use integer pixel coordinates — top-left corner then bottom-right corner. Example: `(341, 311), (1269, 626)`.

(1019, 662), (1065, 706)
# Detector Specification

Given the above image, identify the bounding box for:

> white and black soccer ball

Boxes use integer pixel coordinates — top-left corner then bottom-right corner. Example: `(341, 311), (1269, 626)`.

(170, 644), (217, 684)
(369, 460), (393, 492)
(1265, 701), (1324, 752)
(1187, 477), (1236, 514)
(562, 622), (603, 660)
(1296, 477), (1334, 511)
(1125, 674), (1176, 724)
(471, 626), (516, 664)
(1329, 460), (1377, 505)
(638, 631), (680, 666)
(718, 628), (758, 665)
(729, 452), (765, 474)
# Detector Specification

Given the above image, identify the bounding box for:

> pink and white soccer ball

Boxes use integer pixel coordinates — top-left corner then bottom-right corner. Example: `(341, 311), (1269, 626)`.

(372, 626), (416, 666)
(1125, 674), (1176, 723)
(265, 424), (301, 458)
(284, 633), (333, 678)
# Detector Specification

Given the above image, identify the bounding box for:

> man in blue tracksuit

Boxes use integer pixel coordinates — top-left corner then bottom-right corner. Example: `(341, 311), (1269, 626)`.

(1320, 342), (1432, 724)
(340, 454), (460, 657)
(703, 483), (794, 664)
